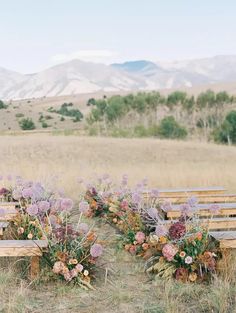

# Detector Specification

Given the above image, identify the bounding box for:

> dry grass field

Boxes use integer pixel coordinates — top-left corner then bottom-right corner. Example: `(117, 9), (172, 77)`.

(0, 134), (236, 312)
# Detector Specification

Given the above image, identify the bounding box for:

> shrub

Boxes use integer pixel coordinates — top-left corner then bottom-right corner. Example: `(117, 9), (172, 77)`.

(213, 110), (236, 144)
(133, 125), (148, 137)
(42, 122), (49, 128)
(0, 100), (7, 109)
(15, 113), (24, 118)
(157, 116), (188, 139)
(60, 116), (65, 122)
(19, 118), (36, 130)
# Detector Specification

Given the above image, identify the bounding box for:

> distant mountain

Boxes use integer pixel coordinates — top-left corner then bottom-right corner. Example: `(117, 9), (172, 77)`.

(1, 55), (236, 100)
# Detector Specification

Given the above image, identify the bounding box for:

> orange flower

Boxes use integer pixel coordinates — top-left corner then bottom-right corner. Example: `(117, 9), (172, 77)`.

(196, 232), (202, 240)
(159, 236), (167, 244)
(91, 200), (97, 209)
(124, 244), (131, 251)
(142, 243), (149, 251)
(189, 272), (197, 282)
(179, 251), (186, 258)
(86, 231), (96, 242)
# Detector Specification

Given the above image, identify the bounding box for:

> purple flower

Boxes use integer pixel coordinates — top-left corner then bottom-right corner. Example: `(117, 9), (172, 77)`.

(147, 207), (158, 219)
(132, 192), (141, 204)
(78, 223), (89, 234)
(209, 204), (220, 214)
(155, 224), (168, 237)
(79, 201), (89, 213)
(61, 198), (73, 211)
(38, 200), (50, 213)
(161, 201), (173, 212)
(90, 243), (103, 258)
(151, 188), (159, 198)
(22, 188), (34, 199)
(12, 189), (22, 200)
(27, 204), (39, 216)
(187, 196), (198, 207)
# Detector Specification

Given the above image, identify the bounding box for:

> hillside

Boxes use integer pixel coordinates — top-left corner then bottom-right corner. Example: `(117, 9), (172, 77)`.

(2, 55), (236, 100)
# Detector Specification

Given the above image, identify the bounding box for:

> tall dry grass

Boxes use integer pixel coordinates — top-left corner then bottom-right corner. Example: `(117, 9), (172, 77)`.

(0, 134), (235, 312)
(0, 134), (236, 198)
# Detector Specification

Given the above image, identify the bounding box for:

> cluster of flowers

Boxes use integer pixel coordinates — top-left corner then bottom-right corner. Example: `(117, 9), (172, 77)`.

(1, 175), (103, 287)
(81, 175), (219, 282)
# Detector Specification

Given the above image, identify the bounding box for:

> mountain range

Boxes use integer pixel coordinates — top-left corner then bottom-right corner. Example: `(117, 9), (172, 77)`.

(1, 55), (236, 100)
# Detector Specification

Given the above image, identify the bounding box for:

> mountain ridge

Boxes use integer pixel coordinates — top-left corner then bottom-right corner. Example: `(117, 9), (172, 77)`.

(1, 55), (236, 100)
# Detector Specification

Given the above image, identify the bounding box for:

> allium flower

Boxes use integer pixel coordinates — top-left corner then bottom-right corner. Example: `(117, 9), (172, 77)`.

(135, 231), (145, 244)
(61, 198), (73, 211)
(185, 256), (193, 264)
(78, 222), (89, 234)
(180, 204), (191, 216)
(22, 188), (33, 199)
(79, 201), (89, 213)
(151, 188), (159, 198)
(38, 200), (50, 213)
(132, 192), (141, 204)
(90, 243), (103, 258)
(155, 224), (168, 237)
(147, 207), (158, 219)
(169, 221), (186, 240)
(161, 201), (172, 212)
(209, 204), (220, 214)
(75, 264), (83, 272)
(26, 204), (39, 216)
(188, 196), (198, 207)
(12, 189), (22, 200)
(162, 244), (178, 261)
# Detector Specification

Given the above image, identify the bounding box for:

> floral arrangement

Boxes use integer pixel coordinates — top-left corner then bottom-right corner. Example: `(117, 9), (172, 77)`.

(81, 175), (220, 282)
(1, 175), (103, 287)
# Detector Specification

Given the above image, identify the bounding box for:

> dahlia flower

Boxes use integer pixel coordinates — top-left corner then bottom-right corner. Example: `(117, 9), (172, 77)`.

(169, 221), (186, 240)
(135, 231), (145, 244)
(162, 243), (178, 261)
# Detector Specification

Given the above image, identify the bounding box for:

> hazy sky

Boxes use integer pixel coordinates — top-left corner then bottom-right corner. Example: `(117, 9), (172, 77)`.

(1, 0), (236, 73)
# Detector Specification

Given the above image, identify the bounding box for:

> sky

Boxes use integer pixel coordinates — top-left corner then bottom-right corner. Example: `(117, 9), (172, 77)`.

(0, 0), (236, 73)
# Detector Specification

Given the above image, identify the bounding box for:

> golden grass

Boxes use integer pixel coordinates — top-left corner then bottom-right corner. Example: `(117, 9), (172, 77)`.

(0, 134), (236, 199)
(0, 134), (235, 312)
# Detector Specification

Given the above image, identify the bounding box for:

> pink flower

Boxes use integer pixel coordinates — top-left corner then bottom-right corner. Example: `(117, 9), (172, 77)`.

(63, 272), (72, 281)
(61, 198), (73, 211)
(79, 201), (89, 213)
(162, 244), (178, 261)
(129, 245), (137, 255)
(75, 264), (83, 272)
(135, 231), (145, 244)
(185, 256), (193, 264)
(90, 243), (103, 258)
(26, 204), (39, 216)
(70, 268), (78, 278)
(52, 261), (64, 274)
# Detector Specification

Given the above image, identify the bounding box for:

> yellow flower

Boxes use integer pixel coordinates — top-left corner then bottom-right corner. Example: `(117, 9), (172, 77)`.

(83, 270), (89, 276)
(189, 272), (197, 282)
(179, 251), (186, 258)
(159, 236), (167, 244)
(68, 259), (78, 265)
(149, 235), (159, 244)
(27, 233), (33, 239)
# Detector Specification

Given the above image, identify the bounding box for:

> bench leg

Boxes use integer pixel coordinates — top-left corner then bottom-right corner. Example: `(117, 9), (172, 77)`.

(30, 256), (40, 280)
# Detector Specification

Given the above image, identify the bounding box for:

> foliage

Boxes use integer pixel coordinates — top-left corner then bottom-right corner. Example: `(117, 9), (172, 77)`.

(0, 100), (8, 109)
(157, 116), (187, 139)
(19, 118), (36, 130)
(49, 103), (83, 122)
(214, 110), (236, 144)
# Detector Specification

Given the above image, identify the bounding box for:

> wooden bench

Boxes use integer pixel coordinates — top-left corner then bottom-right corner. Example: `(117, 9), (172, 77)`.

(0, 240), (48, 279)
(158, 194), (236, 204)
(145, 186), (226, 198)
(163, 201), (236, 249)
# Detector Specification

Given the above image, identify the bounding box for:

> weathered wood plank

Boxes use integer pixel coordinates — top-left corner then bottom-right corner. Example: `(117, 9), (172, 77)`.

(210, 231), (236, 248)
(158, 194), (236, 204)
(0, 208), (18, 221)
(163, 218), (236, 230)
(144, 186), (226, 198)
(0, 240), (48, 248)
(166, 203), (236, 218)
